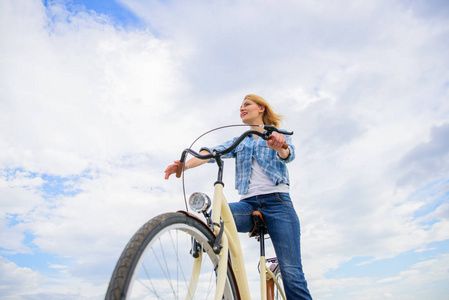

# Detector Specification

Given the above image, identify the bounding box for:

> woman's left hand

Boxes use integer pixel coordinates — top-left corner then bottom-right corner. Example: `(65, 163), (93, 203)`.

(267, 132), (286, 151)
(267, 132), (290, 159)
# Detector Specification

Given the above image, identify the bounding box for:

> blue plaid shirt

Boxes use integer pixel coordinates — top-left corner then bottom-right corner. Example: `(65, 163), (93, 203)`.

(202, 134), (295, 195)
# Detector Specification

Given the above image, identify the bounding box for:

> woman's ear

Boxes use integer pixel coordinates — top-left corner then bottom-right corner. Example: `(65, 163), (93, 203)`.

(259, 106), (266, 114)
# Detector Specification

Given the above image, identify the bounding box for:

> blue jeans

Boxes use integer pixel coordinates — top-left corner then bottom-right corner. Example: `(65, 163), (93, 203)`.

(229, 193), (312, 300)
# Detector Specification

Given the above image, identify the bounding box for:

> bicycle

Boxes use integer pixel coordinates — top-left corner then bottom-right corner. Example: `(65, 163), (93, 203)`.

(106, 125), (292, 299)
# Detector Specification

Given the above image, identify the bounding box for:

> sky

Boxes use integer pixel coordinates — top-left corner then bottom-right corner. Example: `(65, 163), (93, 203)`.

(0, 0), (448, 299)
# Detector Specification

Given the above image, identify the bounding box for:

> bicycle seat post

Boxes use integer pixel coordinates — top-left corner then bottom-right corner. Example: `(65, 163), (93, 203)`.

(250, 211), (269, 300)
(259, 227), (265, 257)
(249, 211), (267, 253)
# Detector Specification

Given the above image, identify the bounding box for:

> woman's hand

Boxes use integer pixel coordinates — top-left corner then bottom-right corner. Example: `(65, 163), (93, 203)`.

(267, 132), (290, 159)
(164, 150), (211, 179)
(267, 132), (286, 150)
(164, 160), (183, 179)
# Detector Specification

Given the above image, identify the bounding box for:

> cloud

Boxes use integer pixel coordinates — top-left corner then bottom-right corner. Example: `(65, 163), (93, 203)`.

(398, 123), (449, 186)
(402, 0), (449, 20)
(0, 0), (190, 176)
(0, 256), (41, 297)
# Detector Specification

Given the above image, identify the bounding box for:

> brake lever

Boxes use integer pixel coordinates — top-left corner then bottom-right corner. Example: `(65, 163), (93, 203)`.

(263, 125), (294, 136)
(262, 126), (293, 150)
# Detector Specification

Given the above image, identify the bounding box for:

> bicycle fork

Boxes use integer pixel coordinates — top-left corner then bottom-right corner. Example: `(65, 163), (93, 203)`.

(187, 229), (229, 300)
(188, 183), (250, 300)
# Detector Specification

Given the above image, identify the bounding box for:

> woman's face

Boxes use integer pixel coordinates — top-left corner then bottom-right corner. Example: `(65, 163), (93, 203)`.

(240, 99), (265, 124)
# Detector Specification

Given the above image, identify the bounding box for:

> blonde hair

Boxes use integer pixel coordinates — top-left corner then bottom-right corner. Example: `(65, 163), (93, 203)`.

(244, 94), (283, 128)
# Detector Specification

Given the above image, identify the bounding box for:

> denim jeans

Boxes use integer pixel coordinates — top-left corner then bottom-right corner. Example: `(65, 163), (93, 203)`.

(229, 193), (312, 300)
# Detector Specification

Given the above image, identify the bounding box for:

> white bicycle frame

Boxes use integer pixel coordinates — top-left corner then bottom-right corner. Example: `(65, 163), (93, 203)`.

(191, 182), (285, 300)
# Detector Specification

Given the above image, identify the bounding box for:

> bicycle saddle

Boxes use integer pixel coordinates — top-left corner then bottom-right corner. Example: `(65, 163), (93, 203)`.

(249, 211), (268, 238)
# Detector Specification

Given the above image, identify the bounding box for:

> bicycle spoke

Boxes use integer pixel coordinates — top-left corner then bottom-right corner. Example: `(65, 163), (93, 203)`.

(168, 230), (189, 292)
(136, 274), (162, 299)
(151, 240), (177, 296)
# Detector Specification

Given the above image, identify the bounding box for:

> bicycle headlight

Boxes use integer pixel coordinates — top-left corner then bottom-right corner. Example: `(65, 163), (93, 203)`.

(189, 192), (211, 213)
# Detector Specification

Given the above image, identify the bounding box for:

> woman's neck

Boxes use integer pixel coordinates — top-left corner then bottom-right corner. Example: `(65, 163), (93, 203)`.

(247, 120), (262, 129)
(249, 122), (264, 139)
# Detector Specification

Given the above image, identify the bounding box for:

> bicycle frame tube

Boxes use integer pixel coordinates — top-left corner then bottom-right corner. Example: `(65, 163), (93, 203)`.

(266, 267), (286, 300)
(211, 183), (251, 300)
(260, 256), (267, 300)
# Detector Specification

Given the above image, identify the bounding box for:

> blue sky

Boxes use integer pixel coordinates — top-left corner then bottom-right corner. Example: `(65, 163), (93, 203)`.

(46, 0), (144, 28)
(1, 0), (449, 299)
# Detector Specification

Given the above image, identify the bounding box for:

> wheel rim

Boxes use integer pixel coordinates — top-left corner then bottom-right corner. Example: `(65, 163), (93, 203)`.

(125, 222), (233, 299)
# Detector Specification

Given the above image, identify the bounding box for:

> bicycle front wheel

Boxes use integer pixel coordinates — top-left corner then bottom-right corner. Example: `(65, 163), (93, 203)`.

(106, 212), (239, 299)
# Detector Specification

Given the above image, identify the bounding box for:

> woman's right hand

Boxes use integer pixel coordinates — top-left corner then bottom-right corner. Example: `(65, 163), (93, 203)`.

(164, 150), (210, 179)
(164, 160), (183, 179)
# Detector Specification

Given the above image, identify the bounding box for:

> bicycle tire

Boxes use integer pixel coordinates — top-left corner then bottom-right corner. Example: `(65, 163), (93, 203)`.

(106, 212), (239, 300)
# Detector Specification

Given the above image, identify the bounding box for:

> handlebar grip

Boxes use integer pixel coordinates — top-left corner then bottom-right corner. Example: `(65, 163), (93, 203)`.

(268, 136), (289, 150)
(176, 163), (184, 178)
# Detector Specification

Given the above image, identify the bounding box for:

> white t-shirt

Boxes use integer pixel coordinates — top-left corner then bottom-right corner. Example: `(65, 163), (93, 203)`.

(241, 157), (289, 200)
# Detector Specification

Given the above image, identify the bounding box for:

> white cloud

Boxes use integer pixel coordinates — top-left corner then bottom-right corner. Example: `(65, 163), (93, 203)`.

(0, 256), (41, 297)
(0, 0), (190, 176)
(398, 123), (449, 186)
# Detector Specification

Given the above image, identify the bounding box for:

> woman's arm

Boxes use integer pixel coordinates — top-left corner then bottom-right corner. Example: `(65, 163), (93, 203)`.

(164, 150), (211, 179)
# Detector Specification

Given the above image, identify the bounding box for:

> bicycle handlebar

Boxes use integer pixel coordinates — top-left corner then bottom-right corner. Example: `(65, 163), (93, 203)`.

(176, 125), (293, 178)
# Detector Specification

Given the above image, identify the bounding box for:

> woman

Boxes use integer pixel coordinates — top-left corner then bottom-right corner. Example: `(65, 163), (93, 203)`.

(165, 94), (312, 300)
